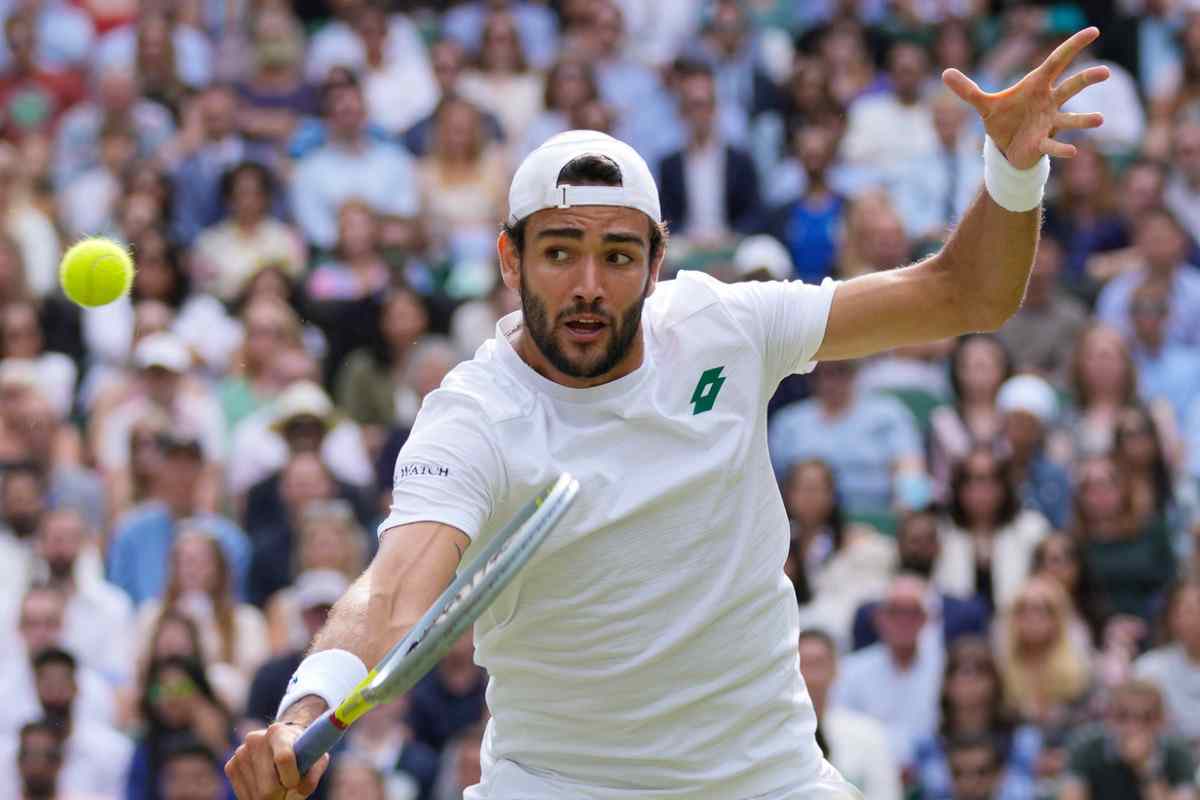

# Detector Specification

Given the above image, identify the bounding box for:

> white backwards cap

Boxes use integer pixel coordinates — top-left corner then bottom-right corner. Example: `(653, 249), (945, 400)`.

(507, 130), (661, 225)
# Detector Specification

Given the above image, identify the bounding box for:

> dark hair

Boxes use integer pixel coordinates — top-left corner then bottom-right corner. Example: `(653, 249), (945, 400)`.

(784, 459), (847, 552)
(948, 333), (1012, 406)
(501, 154), (670, 265)
(673, 56), (715, 81)
(32, 647), (76, 674)
(140, 655), (225, 730)
(18, 718), (62, 755)
(1030, 532), (1105, 643)
(798, 627), (836, 654)
(944, 731), (1003, 770)
(319, 66), (361, 112)
(130, 226), (190, 309)
(1113, 404), (1173, 514)
(4, 459), (47, 495)
(543, 58), (598, 110)
(937, 635), (1013, 741)
(159, 735), (220, 772)
(948, 447), (1019, 529)
(219, 161), (276, 207)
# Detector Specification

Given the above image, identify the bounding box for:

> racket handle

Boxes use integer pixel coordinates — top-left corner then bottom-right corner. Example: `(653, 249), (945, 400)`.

(294, 710), (346, 777)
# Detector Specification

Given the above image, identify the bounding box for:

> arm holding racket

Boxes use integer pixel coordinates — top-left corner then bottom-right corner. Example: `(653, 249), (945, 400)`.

(225, 521), (469, 800)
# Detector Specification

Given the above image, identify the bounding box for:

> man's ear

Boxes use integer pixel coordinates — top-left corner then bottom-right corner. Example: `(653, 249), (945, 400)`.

(497, 231), (521, 292)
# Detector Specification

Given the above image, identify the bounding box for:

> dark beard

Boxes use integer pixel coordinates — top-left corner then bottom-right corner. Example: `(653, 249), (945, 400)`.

(45, 558), (73, 583)
(21, 774), (56, 799)
(899, 555), (936, 579)
(519, 265), (646, 380)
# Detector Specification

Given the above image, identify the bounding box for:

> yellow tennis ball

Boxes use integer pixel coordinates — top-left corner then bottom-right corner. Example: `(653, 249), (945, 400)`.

(59, 237), (135, 307)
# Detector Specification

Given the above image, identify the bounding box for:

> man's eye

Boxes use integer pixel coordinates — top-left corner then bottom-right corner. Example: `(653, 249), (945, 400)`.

(546, 248), (570, 262)
(609, 252), (633, 266)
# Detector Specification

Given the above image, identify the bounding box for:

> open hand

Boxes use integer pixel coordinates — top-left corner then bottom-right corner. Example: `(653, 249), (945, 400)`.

(943, 27), (1109, 168)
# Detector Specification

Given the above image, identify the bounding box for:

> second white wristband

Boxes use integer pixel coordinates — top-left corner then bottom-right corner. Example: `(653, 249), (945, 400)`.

(983, 135), (1051, 213)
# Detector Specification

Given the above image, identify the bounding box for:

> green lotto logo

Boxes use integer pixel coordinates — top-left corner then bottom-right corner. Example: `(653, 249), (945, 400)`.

(691, 366), (726, 415)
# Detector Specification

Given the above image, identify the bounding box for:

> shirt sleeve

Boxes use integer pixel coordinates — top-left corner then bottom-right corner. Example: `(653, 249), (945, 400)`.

(718, 276), (839, 388)
(376, 389), (506, 541)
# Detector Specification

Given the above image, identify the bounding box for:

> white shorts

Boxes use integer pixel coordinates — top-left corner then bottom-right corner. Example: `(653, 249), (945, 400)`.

(464, 757), (864, 800)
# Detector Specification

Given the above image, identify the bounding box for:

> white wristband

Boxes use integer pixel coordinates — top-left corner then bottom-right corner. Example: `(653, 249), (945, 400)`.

(276, 649), (368, 721)
(983, 135), (1050, 213)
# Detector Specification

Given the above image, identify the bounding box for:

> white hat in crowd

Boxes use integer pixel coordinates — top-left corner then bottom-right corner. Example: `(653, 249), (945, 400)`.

(134, 332), (191, 373)
(734, 235), (794, 281)
(269, 380), (337, 433)
(996, 374), (1058, 426)
(292, 569), (349, 611)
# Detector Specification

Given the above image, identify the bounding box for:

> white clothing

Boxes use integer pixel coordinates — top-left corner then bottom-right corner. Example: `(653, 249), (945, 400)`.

(96, 389), (227, 470)
(381, 271), (851, 798)
(62, 579), (136, 688)
(0, 719), (132, 798)
(683, 140), (727, 238)
(829, 641), (944, 767)
(840, 95), (938, 172)
(823, 708), (903, 800)
(7, 203), (61, 298)
(227, 407), (372, 495)
(0, 647), (116, 735)
(936, 510), (1051, 608)
(1134, 644), (1200, 744)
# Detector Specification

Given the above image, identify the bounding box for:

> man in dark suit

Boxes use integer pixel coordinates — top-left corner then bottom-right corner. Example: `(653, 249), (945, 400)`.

(851, 508), (989, 650)
(657, 60), (762, 242)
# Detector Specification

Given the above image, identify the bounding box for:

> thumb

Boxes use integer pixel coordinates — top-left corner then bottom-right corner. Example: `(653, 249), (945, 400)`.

(942, 68), (988, 111)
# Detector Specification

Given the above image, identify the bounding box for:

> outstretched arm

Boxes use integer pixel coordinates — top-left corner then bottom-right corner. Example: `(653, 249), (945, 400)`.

(814, 28), (1109, 362)
(226, 521), (469, 799)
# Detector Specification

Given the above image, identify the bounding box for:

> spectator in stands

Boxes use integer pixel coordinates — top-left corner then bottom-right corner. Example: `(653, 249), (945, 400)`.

(0, 10), (83, 143)
(126, 656), (231, 800)
(217, 296), (304, 431)
(431, 722), (485, 800)
(344, 697), (440, 800)
(306, 200), (390, 303)
(246, 454), (347, 606)
(996, 374), (1072, 530)
(53, 64), (174, 190)
(356, 1), (438, 137)
(1, 300), (76, 417)
(406, 632), (486, 756)
(136, 529), (268, 696)
(520, 57), (597, 159)
(444, 0), (559, 72)
(996, 235), (1088, 386)
(416, 95), (509, 262)
(106, 430), (249, 606)
(770, 358), (925, 516)
(58, 117), (135, 240)
(831, 573), (944, 768)
(12, 720), (65, 800)
(1061, 679), (1196, 800)
(1165, 120), (1200, 242)
(327, 756), (387, 800)
(34, 509), (133, 688)
(93, 5), (212, 94)
(1070, 454), (1175, 625)
(1042, 143), (1125, 287)
(134, 611), (241, 732)
(0, 460), (48, 589)
(996, 577), (1093, 727)
(658, 59), (761, 243)
(913, 636), (1042, 800)
(456, 11), (544, 150)
(762, 122), (844, 284)
(245, 569), (346, 727)
(938, 447), (1052, 613)
(233, 6), (316, 153)
(0, 647), (131, 797)
(1030, 533), (1105, 648)
(0, 143), (58, 299)
(930, 335), (1012, 502)
(157, 738), (225, 800)
(943, 734), (1007, 800)
(1097, 207), (1200, 349)
(1128, 280), (1200, 429)
(1114, 405), (1196, 549)
(0, 1), (92, 73)
(851, 509), (988, 651)
(841, 38), (937, 175)
(403, 38), (504, 158)
(1134, 578), (1200, 752)
(291, 72), (419, 250)
(0, 585), (116, 732)
(835, 190), (912, 279)
(190, 162), (305, 304)
(786, 459), (895, 647)
(797, 628), (901, 799)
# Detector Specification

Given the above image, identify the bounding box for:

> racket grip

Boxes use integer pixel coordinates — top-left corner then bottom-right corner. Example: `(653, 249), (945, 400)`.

(294, 710), (346, 777)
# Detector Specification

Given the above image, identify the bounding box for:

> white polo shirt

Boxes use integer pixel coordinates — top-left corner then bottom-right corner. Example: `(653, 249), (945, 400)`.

(380, 270), (844, 798)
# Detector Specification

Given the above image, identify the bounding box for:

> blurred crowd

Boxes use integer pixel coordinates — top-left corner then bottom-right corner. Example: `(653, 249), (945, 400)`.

(0, 0), (1199, 799)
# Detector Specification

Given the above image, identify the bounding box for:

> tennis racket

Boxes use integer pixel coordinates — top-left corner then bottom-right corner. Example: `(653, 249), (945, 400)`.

(293, 472), (579, 775)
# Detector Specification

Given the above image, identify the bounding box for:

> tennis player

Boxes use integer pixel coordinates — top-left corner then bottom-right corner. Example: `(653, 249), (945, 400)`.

(227, 28), (1108, 800)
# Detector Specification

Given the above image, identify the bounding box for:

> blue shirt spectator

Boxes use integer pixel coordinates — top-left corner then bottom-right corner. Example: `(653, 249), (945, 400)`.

(770, 361), (924, 515)
(0, 0), (94, 72)
(290, 76), (419, 249)
(92, 15), (213, 90)
(914, 726), (1042, 800)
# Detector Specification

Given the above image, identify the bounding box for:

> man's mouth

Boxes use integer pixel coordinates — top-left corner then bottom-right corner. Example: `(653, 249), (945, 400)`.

(562, 315), (608, 342)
